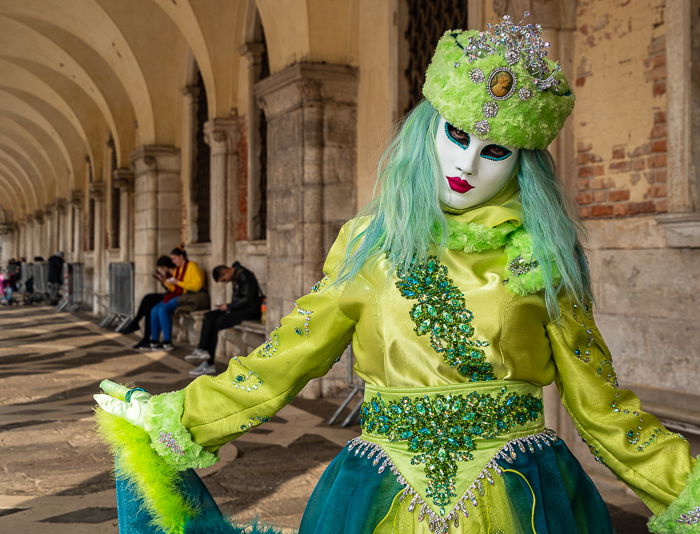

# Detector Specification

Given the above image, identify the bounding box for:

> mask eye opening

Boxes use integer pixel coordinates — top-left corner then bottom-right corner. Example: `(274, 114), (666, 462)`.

(480, 144), (513, 161)
(445, 122), (470, 149)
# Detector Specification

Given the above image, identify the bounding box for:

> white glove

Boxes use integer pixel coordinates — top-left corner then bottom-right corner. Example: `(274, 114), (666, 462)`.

(94, 379), (152, 429)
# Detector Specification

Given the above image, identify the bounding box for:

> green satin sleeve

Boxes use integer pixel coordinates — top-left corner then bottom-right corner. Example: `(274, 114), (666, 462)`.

(547, 295), (694, 515)
(181, 223), (358, 449)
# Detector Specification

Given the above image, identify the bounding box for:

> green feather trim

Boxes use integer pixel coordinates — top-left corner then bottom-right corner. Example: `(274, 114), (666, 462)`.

(648, 457), (700, 533)
(445, 220), (519, 253)
(95, 408), (197, 534)
(144, 390), (219, 471)
(503, 228), (560, 296)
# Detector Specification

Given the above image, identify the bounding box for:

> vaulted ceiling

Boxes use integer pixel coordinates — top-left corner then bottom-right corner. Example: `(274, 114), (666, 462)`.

(0, 0), (358, 221)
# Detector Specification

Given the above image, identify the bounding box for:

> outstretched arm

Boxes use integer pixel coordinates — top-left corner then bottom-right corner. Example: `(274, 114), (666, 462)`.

(96, 221), (363, 469)
(547, 295), (698, 531)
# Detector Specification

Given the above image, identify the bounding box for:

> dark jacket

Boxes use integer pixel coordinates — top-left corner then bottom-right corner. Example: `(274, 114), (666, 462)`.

(228, 262), (262, 313)
(47, 255), (65, 284)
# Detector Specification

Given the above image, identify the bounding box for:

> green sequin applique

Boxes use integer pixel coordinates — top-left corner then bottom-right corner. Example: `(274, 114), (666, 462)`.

(310, 274), (329, 293)
(395, 256), (494, 381)
(231, 357), (263, 392)
(257, 330), (279, 358)
(239, 415), (271, 432)
(294, 307), (313, 336)
(360, 389), (543, 514)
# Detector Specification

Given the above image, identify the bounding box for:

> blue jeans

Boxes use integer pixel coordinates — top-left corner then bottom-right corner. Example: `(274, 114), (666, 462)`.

(150, 297), (179, 342)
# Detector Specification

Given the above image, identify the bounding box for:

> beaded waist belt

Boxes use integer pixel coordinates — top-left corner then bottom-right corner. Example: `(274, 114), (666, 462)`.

(353, 380), (553, 533)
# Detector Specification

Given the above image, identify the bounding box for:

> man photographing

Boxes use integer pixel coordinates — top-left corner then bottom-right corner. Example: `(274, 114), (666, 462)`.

(186, 261), (263, 376)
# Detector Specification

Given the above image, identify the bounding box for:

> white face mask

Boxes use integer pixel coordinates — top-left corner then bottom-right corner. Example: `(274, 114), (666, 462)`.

(435, 117), (519, 211)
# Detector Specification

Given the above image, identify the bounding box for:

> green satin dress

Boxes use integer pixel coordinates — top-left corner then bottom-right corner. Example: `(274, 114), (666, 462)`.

(177, 186), (695, 533)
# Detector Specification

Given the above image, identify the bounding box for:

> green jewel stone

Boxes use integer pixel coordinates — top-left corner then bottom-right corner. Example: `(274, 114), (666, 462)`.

(395, 256), (495, 381)
(359, 390), (542, 509)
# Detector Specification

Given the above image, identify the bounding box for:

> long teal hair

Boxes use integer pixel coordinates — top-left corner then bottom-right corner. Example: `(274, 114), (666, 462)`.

(339, 100), (591, 317)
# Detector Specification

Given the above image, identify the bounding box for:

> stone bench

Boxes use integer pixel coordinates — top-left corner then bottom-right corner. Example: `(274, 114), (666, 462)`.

(172, 309), (208, 346)
(215, 320), (267, 365)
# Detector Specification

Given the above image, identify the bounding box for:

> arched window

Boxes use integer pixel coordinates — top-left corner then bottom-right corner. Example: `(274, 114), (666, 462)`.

(191, 66), (211, 243)
(399, 0), (468, 114)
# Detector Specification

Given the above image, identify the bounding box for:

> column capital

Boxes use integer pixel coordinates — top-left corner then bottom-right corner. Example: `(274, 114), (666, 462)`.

(204, 116), (239, 150)
(71, 189), (84, 207)
(34, 209), (44, 223)
(180, 83), (200, 99)
(89, 181), (106, 200)
(44, 204), (54, 217)
(129, 145), (180, 175)
(255, 62), (358, 119)
(239, 42), (265, 62)
(25, 213), (35, 223)
(55, 198), (68, 214)
(112, 168), (135, 191)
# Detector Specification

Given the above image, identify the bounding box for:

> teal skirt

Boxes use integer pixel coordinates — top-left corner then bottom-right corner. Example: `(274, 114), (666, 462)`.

(299, 438), (614, 533)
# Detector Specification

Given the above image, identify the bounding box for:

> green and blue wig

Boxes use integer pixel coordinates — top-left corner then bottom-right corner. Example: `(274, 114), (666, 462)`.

(339, 100), (591, 317)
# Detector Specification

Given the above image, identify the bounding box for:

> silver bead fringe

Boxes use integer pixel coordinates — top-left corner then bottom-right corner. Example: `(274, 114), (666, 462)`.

(347, 429), (559, 534)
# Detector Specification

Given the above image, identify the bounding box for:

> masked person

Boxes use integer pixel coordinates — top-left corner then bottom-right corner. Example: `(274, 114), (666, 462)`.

(94, 15), (698, 534)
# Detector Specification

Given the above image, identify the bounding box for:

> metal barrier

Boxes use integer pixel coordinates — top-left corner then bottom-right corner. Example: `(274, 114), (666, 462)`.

(20, 262), (33, 290)
(326, 347), (364, 427)
(56, 263), (84, 312)
(32, 262), (49, 299)
(100, 262), (134, 330)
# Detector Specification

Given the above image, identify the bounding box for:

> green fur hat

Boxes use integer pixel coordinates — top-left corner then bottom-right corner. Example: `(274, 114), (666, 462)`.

(423, 14), (574, 149)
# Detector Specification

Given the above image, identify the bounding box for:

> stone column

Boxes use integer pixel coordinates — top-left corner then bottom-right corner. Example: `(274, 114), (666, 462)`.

(24, 214), (34, 259)
(181, 84), (197, 245)
(113, 168), (135, 262)
(0, 223), (13, 264)
(90, 181), (106, 313)
(55, 198), (68, 255)
(33, 210), (44, 258)
(255, 63), (358, 329)
(240, 42), (266, 240)
(130, 146), (181, 305)
(16, 221), (25, 259)
(70, 190), (84, 262)
(204, 117), (238, 306)
(44, 206), (55, 256)
(51, 202), (60, 253)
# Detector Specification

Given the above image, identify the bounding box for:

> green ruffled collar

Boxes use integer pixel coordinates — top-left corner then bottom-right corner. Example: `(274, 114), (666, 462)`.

(442, 218), (560, 296)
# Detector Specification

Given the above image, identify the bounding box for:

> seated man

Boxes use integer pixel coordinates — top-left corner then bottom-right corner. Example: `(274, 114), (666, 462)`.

(186, 261), (262, 376)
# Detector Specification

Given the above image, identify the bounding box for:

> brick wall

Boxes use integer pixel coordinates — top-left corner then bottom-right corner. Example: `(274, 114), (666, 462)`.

(573, 1), (667, 219)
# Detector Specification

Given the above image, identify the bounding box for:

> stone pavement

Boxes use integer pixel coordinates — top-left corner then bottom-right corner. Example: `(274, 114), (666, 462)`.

(0, 306), (651, 533)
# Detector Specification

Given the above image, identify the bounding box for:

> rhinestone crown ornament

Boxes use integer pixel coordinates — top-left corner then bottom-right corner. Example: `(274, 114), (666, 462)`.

(452, 12), (561, 92)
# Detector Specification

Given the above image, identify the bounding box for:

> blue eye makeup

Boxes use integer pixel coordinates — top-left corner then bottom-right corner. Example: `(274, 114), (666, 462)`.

(480, 144), (513, 161)
(445, 122), (470, 149)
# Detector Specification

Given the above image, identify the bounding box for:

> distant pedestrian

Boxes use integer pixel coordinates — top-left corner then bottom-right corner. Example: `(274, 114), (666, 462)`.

(186, 262), (262, 376)
(47, 252), (65, 305)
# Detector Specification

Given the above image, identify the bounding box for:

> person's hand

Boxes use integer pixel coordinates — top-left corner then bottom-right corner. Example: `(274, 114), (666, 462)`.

(217, 303), (227, 311)
(166, 277), (179, 286)
(93, 380), (151, 429)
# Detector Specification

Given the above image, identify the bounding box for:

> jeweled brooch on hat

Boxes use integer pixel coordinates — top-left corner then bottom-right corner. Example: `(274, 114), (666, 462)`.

(423, 12), (574, 149)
